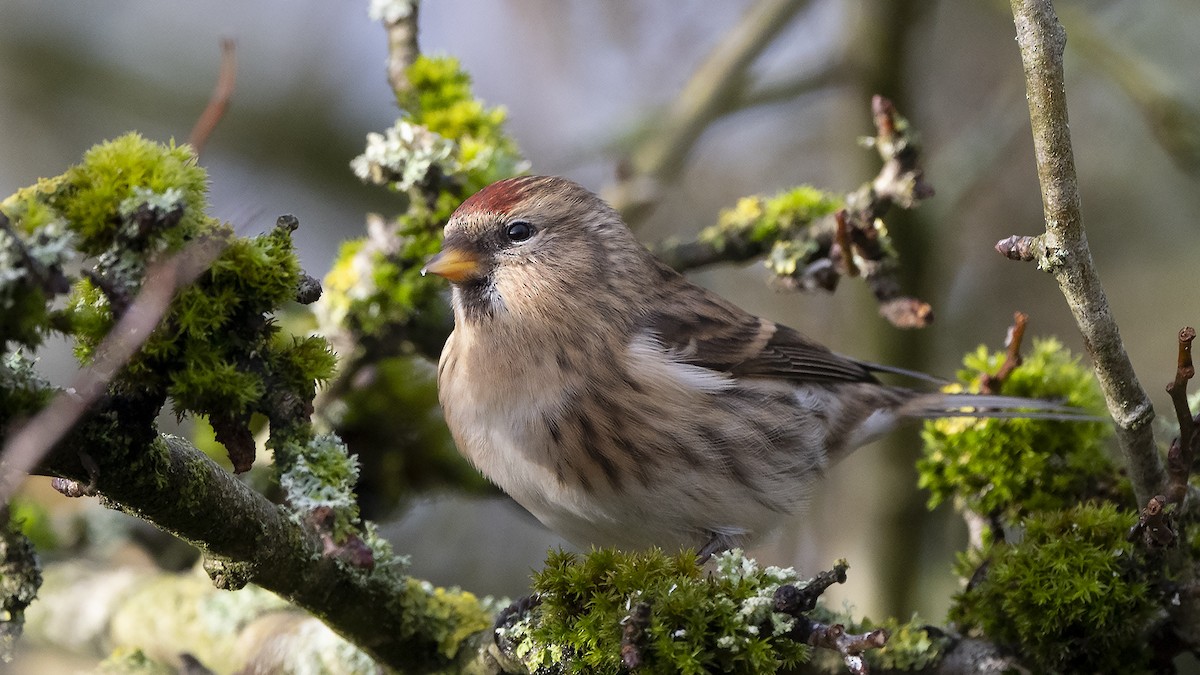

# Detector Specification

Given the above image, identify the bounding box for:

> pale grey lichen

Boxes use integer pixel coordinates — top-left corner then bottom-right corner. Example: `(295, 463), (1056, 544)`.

(713, 549), (800, 640)
(367, 0), (415, 23)
(277, 433), (361, 538)
(350, 121), (457, 192)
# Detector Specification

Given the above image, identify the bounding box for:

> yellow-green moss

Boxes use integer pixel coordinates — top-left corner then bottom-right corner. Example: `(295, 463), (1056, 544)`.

(918, 338), (1117, 518)
(950, 503), (1158, 673)
(524, 548), (811, 674)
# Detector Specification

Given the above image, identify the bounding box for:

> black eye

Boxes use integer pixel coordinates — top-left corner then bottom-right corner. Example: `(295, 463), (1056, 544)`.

(505, 220), (535, 243)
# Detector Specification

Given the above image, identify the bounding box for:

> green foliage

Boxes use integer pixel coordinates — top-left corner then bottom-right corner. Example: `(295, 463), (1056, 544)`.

(697, 187), (841, 263)
(523, 548), (810, 674)
(7, 498), (58, 552)
(918, 338), (1117, 518)
(950, 504), (1158, 674)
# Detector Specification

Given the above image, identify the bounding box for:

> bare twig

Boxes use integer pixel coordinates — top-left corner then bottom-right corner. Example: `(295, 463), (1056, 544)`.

(1009, 0), (1163, 506)
(0, 239), (224, 505)
(804, 621), (888, 675)
(188, 38), (238, 155)
(1165, 327), (1197, 505)
(981, 312), (1028, 394)
(605, 0), (811, 224)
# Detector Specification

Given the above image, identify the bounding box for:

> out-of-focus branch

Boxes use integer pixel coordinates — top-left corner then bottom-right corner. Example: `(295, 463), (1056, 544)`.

(605, 0), (811, 225)
(187, 38), (237, 155)
(37, 433), (495, 673)
(1008, 0), (1163, 507)
(375, 0), (420, 98)
(1059, 5), (1200, 176)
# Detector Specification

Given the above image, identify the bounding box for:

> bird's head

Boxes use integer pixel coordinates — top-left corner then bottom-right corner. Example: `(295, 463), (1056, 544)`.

(424, 176), (648, 324)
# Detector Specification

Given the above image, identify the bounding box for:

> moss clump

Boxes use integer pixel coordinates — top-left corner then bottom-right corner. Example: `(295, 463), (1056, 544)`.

(918, 338), (1117, 518)
(3, 134), (334, 472)
(694, 187), (841, 268)
(521, 549), (810, 674)
(950, 503), (1158, 673)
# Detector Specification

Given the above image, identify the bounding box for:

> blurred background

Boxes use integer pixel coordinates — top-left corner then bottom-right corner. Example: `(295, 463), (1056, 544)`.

(3, 0), (1199, 665)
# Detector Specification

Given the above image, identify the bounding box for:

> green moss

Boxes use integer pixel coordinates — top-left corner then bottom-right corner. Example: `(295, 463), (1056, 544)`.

(58, 133), (208, 254)
(918, 338), (1117, 518)
(523, 548), (810, 674)
(700, 187), (842, 251)
(950, 503), (1157, 673)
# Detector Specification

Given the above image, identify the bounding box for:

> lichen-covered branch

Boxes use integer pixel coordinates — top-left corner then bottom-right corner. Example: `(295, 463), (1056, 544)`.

(1008, 0), (1164, 506)
(651, 96), (934, 329)
(37, 433), (491, 672)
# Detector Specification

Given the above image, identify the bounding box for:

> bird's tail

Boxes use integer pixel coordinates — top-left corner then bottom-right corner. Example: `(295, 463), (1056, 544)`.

(895, 391), (1104, 422)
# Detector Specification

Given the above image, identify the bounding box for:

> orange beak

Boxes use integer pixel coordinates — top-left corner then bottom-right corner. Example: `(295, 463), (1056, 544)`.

(421, 246), (482, 283)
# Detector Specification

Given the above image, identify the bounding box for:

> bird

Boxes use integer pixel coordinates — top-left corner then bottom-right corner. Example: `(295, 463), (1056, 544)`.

(424, 175), (1078, 559)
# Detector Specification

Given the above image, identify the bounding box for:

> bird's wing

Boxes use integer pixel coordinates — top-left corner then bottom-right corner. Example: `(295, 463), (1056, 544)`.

(641, 272), (878, 385)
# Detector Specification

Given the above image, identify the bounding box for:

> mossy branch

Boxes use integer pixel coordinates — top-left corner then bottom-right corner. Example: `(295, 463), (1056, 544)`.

(1008, 0), (1164, 507)
(651, 96), (934, 329)
(39, 431), (496, 673)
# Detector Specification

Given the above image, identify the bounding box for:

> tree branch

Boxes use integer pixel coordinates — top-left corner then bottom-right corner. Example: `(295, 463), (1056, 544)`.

(38, 432), (495, 673)
(1008, 0), (1163, 506)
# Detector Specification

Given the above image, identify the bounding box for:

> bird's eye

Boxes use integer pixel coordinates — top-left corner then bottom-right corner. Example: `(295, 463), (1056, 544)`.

(505, 220), (535, 243)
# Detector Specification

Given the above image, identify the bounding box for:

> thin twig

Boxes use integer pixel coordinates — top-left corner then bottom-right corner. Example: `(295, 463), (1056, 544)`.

(1165, 327), (1197, 505)
(188, 38), (238, 155)
(1009, 0), (1163, 506)
(981, 311), (1028, 394)
(0, 239), (224, 505)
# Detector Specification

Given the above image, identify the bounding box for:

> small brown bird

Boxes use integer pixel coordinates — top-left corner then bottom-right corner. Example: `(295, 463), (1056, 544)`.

(425, 175), (1072, 558)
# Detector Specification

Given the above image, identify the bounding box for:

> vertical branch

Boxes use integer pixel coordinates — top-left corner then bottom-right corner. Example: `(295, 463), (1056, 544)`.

(381, 1), (421, 99)
(1009, 0), (1163, 506)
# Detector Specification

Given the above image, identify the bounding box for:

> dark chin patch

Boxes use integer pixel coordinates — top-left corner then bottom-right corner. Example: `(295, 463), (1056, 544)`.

(455, 278), (498, 322)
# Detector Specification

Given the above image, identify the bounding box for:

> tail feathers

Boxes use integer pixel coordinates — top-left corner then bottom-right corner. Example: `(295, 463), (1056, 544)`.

(897, 392), (1106, 422)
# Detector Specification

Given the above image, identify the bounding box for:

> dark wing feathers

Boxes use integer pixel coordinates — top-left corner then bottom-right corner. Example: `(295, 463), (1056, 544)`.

(641, 275), (877, 385)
